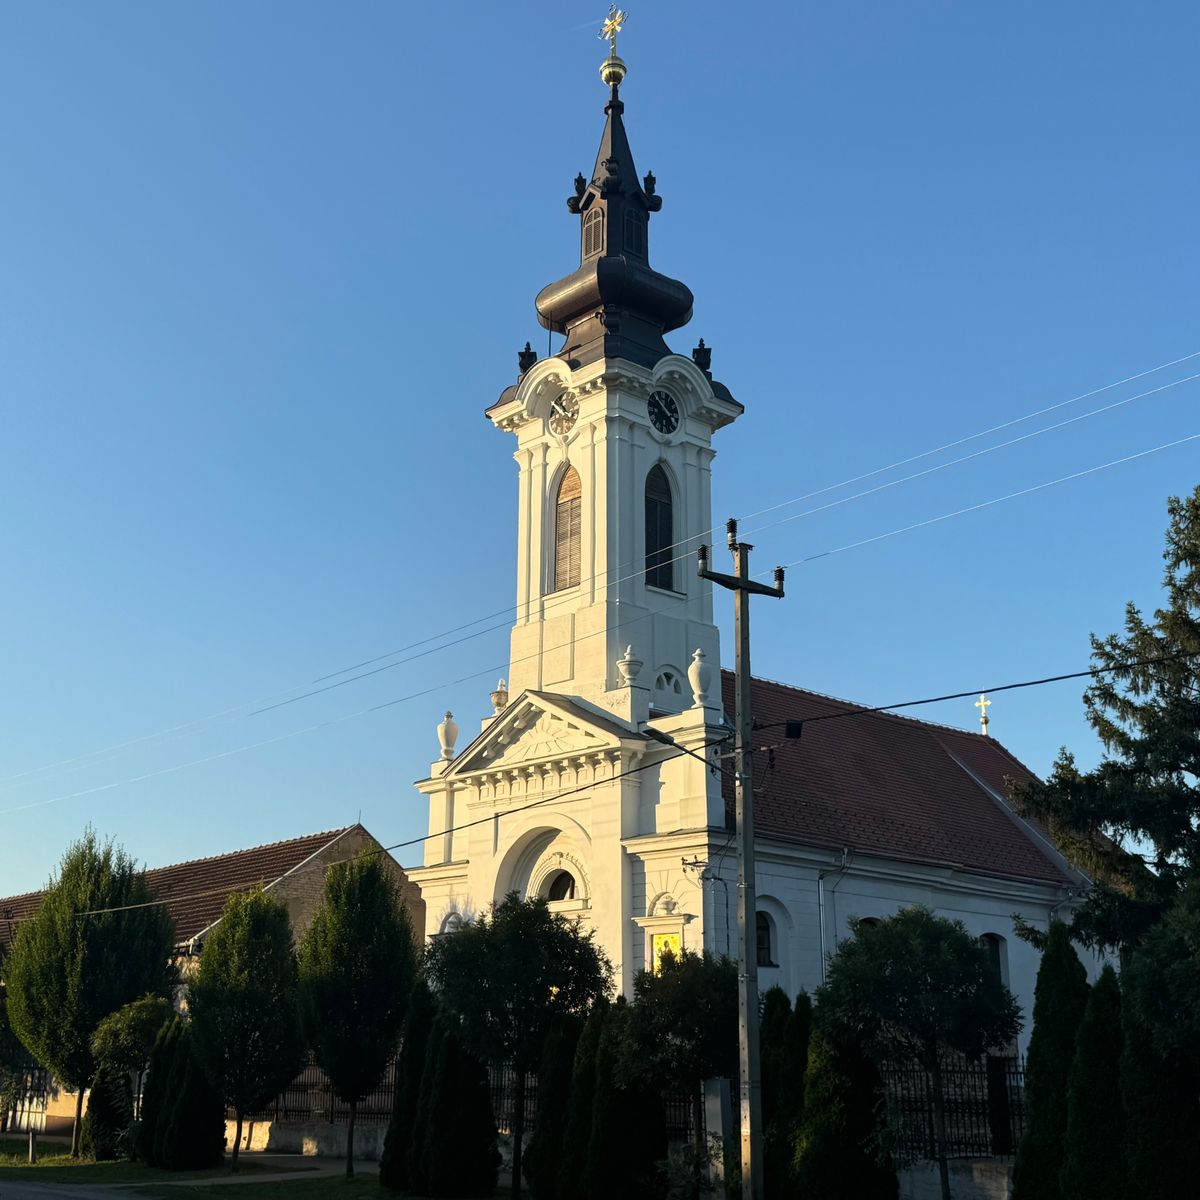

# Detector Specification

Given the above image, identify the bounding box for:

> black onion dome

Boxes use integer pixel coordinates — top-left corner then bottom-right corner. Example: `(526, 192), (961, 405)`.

(536, 78), (693, 370)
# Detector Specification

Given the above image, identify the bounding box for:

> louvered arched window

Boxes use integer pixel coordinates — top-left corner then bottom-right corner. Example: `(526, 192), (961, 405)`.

(645, 464), (674, 590)
(553, 466), (582, 591)
(583, 209), (604, 258)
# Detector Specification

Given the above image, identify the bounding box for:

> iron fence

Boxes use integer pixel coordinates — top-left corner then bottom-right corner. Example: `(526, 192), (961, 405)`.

(1, 1059), (53, 1135)
(489, 1063), (538, 1136)
(243, 1054), (397, 1127)
(881, 1055), (1025, 1161)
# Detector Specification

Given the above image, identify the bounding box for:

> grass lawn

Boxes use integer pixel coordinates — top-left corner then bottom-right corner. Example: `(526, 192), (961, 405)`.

(0, 1137), (315, 1185)
(131, 1178), (384, 1199)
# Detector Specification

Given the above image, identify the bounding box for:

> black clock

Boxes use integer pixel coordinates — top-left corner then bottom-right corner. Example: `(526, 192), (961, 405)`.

(647, 390), (680, 434)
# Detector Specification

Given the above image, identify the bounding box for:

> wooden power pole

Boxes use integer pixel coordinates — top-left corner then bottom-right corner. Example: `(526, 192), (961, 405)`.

(698, 518), (784, 1200)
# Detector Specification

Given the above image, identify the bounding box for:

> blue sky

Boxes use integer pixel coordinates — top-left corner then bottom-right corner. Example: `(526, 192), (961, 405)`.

(1, 1), (1197, 896)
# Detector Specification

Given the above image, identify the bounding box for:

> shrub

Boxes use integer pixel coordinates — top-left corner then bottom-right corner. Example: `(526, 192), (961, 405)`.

(793, 1029), (898, 1200)
(557, 1000), (607, 1200)
(81, 1061), (133, 1161)
(159, 1032), (225, 1171)
(380, 980), (437, 1193)
(136, 1018), (181, 1166)
(523, 1014), (582, 1200)
(1013, 922), (1089, 1200)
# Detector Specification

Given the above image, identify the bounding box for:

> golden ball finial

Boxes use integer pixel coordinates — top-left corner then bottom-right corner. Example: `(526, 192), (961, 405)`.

(600, 53), (627, 89)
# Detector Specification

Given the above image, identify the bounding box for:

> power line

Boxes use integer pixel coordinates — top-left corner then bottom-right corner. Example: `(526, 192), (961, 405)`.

(4, 426), (1195, 819)
(3, 349), (1193, 793)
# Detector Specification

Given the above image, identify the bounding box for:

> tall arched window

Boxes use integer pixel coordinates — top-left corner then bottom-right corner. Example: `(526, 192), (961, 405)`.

(583, 209), (604, 258)
(553, 466), (582, 591)
(645, 464), (674, 590)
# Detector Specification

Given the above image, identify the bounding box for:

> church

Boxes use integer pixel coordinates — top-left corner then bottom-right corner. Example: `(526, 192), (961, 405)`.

(407, 33), (1084, 1052)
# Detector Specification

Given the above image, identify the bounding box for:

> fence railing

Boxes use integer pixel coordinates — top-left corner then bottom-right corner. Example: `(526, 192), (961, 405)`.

(881, 1055), (1025, 1161)
(242, 1054), (397, 1127)
(1, 1059), (53, 1135)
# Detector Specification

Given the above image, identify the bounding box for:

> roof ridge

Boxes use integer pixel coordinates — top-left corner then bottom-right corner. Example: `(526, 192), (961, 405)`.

(142, 825), (356, 878)
(722, 667), (1024, 747)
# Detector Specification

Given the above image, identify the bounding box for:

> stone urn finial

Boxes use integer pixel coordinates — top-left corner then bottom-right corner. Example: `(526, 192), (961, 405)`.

(490, 678), (509, 715)
(616, 644), (643, 686)
(688, 648), (712, 706)
(437, 710), (459, 760)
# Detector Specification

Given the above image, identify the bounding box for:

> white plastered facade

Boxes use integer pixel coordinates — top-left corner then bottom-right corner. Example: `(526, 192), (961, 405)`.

(408, 351), (1088, 1053)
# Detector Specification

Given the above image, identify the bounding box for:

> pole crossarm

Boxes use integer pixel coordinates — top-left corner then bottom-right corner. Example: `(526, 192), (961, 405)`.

(696, 518), (784, 1200)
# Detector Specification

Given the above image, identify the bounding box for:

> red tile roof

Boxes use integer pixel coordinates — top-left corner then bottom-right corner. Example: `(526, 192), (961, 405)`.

(0, 827), (357, 951)
(723, 672), (1071, 885)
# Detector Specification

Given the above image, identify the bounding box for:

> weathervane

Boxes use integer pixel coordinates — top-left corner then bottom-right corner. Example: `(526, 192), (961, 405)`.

(600, 5), (628, 55)
(975, 693), (991, 737)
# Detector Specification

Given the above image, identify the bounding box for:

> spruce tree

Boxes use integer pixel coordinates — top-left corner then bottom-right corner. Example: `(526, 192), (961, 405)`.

(380, 980), (437, 1193)
(136, 1017), (182, 1166)
(557, 1000), (607, 1200)
(523, 1014), (582, 1200)
(1012, 922), (1089, 1200)
(1060, 966), (1125, 1200)
(793, 1029), (898, 1200)
(1120, 992), (1200, 1196)
(81, 1060), (133, 1161)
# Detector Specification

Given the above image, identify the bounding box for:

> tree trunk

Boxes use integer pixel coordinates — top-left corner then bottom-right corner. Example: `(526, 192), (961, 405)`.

(346, 1100), (357, 1179)
(929, 1060), (952, 1200)
(511, 1068), (526, 1200)
(232, 1111), (243, 1171)
(71, 1086), (85, 1157)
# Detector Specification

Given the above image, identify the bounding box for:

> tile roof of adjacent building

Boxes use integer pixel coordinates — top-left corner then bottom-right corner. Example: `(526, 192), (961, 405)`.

(721, 671), (1073, 886)
(0, 826), (360, 951)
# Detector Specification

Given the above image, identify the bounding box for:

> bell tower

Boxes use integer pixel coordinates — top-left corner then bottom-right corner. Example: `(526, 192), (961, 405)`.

(486, 25), (743, 722)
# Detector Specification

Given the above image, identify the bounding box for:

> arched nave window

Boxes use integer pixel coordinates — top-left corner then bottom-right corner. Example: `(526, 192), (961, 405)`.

(645, 464), (674, 591)
(756, 911), (777, 968)
(553, 466), (582, 591)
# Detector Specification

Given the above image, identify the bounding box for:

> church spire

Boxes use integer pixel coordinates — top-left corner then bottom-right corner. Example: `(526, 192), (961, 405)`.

(535, 12), (693, 370)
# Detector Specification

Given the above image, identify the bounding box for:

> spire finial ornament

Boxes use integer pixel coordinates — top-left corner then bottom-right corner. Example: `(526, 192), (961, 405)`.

(599, 6), (628, 91)
(975, 693), (991, 736)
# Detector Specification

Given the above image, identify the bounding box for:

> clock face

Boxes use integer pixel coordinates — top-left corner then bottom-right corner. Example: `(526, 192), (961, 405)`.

(647, 390), (680, 434)
(549, 393), (579, 435)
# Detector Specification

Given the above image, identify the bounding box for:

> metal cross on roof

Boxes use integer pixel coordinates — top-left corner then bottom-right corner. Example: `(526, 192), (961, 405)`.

(600, 5), (628, 55)
(975, 693), (992, 736)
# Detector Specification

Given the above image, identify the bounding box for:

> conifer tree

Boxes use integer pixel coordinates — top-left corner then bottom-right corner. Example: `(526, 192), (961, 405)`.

(1012, 922), (1089, 1200)
(380, 980), (437, 1193)
(136, 1017), (182, 1166)
(760, 986), (793, 1198)
(1120, 987), (1200, 1196)
(408, 1014), (447, 1196)
(298, 852), (417, 1179)
(81, 1060), (133, 1161)
(523, 1014), (582, 1200)
(188, 888), (304, 1171)
(793, 1029), (898, 1200)
(557, 1000), (607, 1200)
(159, 1034), (226, 1172)
(4, 830), (175, 1155)
(1060, 966), (1125, 1200)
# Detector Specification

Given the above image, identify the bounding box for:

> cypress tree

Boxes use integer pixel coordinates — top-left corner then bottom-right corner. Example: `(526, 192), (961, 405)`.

(154, 1019), (191, 1170)
(380, 980), (437, 1193)
(136, 1017), (181, 1166)
(760, 986), (793, 1197)
(1060, 966), (1125, 1200)
(159, 1027), (225, 1171)
(81, 1061), (133, 1161)
(1013, 922), (1089, 1200)
(793, 1029), (898, 1200)
(1120, 992), (1200, 1196)
(557, 1001), (607, 1200)
(408, 1014), (447, 1195)
(523, 1014), (583, 1200)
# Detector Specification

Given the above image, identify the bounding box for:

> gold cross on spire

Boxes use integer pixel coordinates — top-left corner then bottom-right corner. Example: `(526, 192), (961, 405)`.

(975, 693), (992, 736)
(600, 5), (628, 55)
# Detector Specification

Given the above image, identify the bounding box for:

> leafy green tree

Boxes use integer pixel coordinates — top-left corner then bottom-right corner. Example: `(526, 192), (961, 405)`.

(1120, 992), (1200, 1195)
(1060, 966), (1125, 1200)
(626, 949), (737, 1156)
(297, 852), (417, 1179)
(137, 1017), (181, 1165)
(380, 980), (437, 1193)
(557, 1000), (608, 1200)
(3, 830), (176, 1155)
(425, 893), (612, 1200)
(188, 888), (304, 1171)
(818, 909), (1020, 1200)
(0, 946), (30, 1123)
(523, 1014), (582, 1200)
(1012, 489), (1200, 955)
(80, 1060), (133, 1161)
(416, 1011), (499, 1198)
(91, 994), (172, 1118)
(793, 1028), (897, 1200)
(1013, 922), (1090, 1200)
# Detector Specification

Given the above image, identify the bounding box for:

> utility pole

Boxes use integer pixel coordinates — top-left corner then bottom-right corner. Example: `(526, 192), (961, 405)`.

(698, 518), (784, 1200)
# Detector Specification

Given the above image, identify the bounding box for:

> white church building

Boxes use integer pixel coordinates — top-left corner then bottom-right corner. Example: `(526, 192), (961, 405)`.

(408, 41), (1084, 1053)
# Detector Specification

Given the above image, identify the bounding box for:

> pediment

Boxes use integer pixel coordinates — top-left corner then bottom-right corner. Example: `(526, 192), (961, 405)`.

(447, 692), (635, 778)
